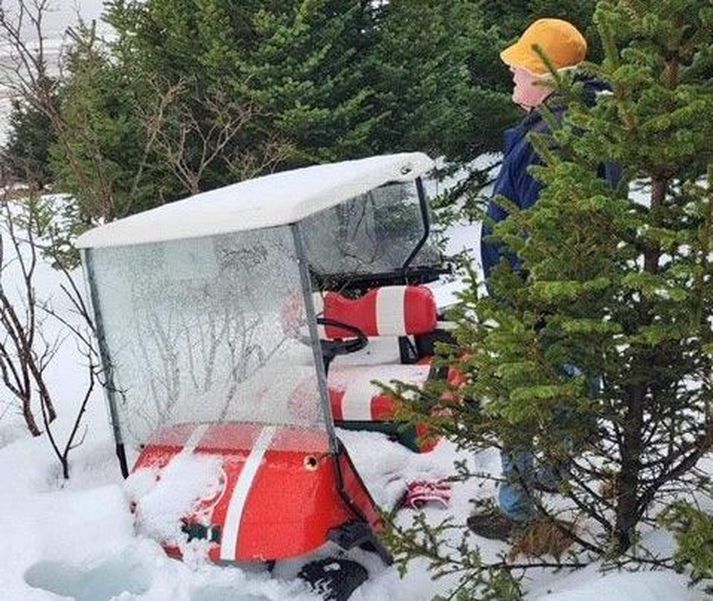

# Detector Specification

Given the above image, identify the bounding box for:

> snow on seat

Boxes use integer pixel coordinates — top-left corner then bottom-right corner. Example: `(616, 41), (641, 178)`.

(314, 286), (437, 339)
(327, 363), (431, 422)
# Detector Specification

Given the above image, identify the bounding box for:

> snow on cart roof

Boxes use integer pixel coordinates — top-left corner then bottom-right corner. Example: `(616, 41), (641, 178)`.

(76, 153), (434, 249)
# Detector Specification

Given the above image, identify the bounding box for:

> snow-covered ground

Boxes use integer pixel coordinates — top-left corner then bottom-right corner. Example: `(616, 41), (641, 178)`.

(0, 423), (697, 601)
(0, 191), (703, 600)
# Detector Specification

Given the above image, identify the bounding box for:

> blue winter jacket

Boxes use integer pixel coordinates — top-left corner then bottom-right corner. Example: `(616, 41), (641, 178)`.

(481, 83), (620, 282)
(480, 109), (552, 281)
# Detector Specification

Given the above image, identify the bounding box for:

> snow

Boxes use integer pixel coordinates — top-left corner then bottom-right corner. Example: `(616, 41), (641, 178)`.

(128, 453), (224, 550)
(336, 428), (455, 509)
(533, 571), (696, 601)
(0, 433), (319, 600)
(76, 153), (434, 248)
(0, 183), (706, 600)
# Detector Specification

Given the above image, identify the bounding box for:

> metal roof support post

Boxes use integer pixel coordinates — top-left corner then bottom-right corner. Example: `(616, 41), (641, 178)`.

(81, 249), (129, 478)
(291, 223), (338, 453)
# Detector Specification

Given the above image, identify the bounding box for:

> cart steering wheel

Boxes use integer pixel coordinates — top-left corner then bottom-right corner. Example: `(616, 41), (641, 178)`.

(314, 317), (368, 372)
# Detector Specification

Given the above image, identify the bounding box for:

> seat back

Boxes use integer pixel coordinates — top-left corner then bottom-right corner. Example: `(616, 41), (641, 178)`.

(313, 285), (437, 339)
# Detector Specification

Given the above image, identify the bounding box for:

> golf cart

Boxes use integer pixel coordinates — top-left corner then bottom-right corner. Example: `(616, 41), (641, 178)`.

(78, 153), (454, 599)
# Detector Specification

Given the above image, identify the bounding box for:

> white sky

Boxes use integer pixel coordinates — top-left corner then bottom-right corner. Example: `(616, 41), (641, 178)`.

(3, 0), (106, 40)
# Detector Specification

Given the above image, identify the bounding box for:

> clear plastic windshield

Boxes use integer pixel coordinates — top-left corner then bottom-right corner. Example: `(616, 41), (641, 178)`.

(302, 181), (441, 283)
(86, 227), (327, 451)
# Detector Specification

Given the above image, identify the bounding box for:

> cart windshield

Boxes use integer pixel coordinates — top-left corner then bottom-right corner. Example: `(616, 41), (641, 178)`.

(302, 181), (441, 287)
(85, 226), (327, 452)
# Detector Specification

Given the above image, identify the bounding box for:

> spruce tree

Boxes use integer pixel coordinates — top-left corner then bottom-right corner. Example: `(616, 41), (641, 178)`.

(662, 496), (713, 589)
(246, 0), (384, 164)
(50, 26), (163, 224)
(389, 0), (713, 591)
(371, 0), (519, 164)
(106, 0), (385, 172)
(2, 95), (57, 189)
(104, 0), (285, 194)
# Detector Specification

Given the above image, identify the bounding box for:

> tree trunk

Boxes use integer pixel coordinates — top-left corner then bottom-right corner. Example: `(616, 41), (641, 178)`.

(614, 176), (668, 552)
(614, 383), (645, 552)
(22, 397), (41, 436)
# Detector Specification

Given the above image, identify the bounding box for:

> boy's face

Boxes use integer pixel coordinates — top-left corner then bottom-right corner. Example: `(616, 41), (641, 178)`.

(511, 67), (552, 110)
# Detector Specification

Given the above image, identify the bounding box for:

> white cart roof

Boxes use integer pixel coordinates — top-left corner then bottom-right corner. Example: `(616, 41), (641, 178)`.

(77, 152), (434, 249)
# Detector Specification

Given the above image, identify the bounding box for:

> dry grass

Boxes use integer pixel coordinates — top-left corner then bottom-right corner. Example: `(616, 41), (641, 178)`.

(600, 473), (620, 501)
(508, 518), (576, 561)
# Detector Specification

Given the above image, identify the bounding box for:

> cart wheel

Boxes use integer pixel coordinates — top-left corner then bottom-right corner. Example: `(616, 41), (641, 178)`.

(298, 558), (368, 601)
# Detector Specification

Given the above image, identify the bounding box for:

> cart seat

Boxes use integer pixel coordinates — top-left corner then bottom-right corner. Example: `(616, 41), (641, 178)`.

(314, 285), (437, 339)
(314, 285), (455, 452)
(326, 360), (467, 453)
(327, 361), (442, 452)
(327, 363), (431, 422)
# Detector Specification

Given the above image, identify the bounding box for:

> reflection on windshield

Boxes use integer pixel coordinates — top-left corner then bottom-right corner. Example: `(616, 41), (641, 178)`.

(87, 227), (325, 450)
(302, 182), (440, 285)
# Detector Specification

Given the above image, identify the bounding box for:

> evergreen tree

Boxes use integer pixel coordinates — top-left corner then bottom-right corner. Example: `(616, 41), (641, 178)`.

(105, 0), (384, 175)
(662, 497), (713, 590)
(7, 1), (605, 203)
(388, 0), (713, 593)
(2, 94), (57, 189)
(247, 0), (384, 164)
(28, 0), (386, 244)
(372, 0), (519, 163)
(50, 25), (164, 224)
(104, 0), (288, 195)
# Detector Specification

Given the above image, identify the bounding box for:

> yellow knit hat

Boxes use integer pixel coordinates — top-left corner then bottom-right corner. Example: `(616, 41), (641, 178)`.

(500, 18), (587, 75)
